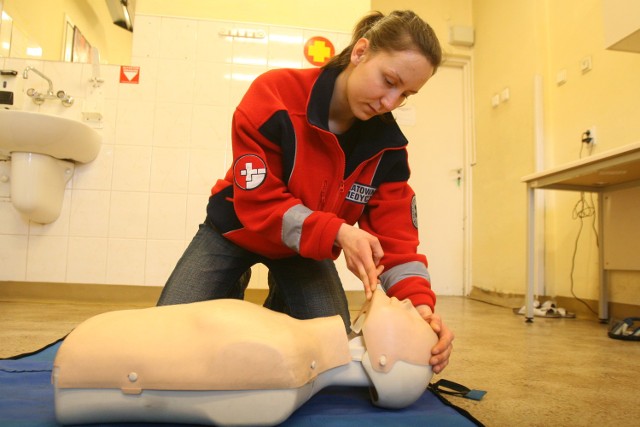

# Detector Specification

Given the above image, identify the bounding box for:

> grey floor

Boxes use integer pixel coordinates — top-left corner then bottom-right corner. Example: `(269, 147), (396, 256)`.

(2, 296), (640, 426)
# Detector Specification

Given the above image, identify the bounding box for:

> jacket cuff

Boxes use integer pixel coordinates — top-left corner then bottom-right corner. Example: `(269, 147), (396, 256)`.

(386, 278), (436, 311)
(299, 214), (345, 260)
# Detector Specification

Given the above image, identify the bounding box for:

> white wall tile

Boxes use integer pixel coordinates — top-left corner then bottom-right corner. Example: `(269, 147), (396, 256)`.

(147, 193), (187, 240)
(150, 147), (189, 193)
(68, 190), (110, 237)
(115, 99), (156, 146)
(43, 61), (85, 100)
(28, 189), (72, 237)
(334, 31), (352, 54)
(190, 104), (230, 149)
(108, 191), (149, 239)
(0, 235), (28, 280)
(111, 145), (152, 192)
(106, 238), (146, 285)
(145, 239), (185, 286)
(66, 237), (107, 283)
(81, 85), (106, 122)
(188, 148), (226, 195)
(131, 15), (161, 58)
(0, 160), (10, 199)
(25, 235), (68, 282)
(230, 64), (267, 107)
(20, 95), (41, 114)
(102, 64), (123, 100)
(0, 199), (29, 234)
(268, 27), (305, 69)
(196, 20), (234, 63)
(156, 59), (196, 105)
(73, 143), (114, 191)
(152, 103), (193, 148)
(98, 99), (118, 145)
(232, 24), (269, 64)
(118, 57), (159, 102)
(160, 17), (198, 60)
(193, 61), (232, 107)
(81, 63), (121, 101)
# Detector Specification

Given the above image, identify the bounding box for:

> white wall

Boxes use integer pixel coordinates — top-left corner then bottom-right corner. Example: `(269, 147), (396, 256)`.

(0, 15), (350, 288)
(471, 0), (640, 305)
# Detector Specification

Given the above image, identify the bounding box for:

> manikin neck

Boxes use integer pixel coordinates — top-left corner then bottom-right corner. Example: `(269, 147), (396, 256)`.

(311, 335), (370, 390)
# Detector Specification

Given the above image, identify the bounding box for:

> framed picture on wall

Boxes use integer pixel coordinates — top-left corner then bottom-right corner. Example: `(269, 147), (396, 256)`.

(63, 16), (74, 62)
(72, 25), (91, 63)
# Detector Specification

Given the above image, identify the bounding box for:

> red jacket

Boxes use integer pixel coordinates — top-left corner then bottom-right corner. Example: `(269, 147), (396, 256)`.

(207, 67), (435, 309)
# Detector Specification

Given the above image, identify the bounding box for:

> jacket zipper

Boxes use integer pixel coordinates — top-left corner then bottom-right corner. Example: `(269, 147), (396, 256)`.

(319, 180), (328, 210)
(315, 125), (403, 213)
(328, 179), (346, 212)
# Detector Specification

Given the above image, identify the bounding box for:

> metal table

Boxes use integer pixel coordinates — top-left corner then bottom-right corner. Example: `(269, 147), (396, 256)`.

(522, 141), (640, 322)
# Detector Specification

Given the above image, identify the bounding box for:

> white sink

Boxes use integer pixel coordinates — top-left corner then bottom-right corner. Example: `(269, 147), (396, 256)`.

(0, 109), (101, 162)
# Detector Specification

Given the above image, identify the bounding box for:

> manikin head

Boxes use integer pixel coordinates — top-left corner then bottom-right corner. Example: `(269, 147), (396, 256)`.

(351, 289), (439, 408)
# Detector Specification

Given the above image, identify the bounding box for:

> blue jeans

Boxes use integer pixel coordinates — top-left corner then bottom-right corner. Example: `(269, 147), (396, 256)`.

(157, 221), (351, 331)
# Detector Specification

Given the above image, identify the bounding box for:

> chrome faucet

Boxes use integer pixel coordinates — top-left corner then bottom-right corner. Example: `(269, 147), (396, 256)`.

(23, 66), (74, 107)
(23, 66), (54, 96)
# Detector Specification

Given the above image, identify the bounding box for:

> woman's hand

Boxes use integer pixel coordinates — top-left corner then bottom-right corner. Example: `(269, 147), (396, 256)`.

(335, 224), (384, 300)
(416, 305), (454, 374)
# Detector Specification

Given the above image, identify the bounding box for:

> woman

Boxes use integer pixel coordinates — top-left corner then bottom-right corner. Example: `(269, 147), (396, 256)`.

(158, 10), (453, 374)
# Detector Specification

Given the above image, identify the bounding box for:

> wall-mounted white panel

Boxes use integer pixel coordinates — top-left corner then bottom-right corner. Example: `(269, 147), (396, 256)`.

(603, 0), (640, 53)
(604, 186), (640, 270)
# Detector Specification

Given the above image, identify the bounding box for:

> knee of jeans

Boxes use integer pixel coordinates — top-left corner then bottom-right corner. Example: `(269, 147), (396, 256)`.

(340, 314), (351, 334)
(238, 269), (252, 289)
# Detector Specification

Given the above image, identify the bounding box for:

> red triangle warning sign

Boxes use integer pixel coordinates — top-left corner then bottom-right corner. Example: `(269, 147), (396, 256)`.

(120, 66), (140, 84)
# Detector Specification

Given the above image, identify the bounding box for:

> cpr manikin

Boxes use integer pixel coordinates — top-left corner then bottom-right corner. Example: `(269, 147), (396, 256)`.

(53, 289), (438, 426)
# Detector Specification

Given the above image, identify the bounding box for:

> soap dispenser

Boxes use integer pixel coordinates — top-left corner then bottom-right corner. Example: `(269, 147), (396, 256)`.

(0, 69), (23, 109)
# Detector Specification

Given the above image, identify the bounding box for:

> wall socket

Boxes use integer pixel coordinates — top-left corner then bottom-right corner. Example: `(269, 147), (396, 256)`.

(583, 126), (597, 145)
(580, 56), (593, 73)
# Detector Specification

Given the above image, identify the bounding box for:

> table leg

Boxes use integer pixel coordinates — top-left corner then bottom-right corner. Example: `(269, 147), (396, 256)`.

(526, 185), (535, 322)
(598, 193), (608, 322)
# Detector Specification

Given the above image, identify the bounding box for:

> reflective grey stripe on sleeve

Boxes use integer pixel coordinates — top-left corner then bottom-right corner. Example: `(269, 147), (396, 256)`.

(379, 261), (431, 292)
(282, 204), (313, 252)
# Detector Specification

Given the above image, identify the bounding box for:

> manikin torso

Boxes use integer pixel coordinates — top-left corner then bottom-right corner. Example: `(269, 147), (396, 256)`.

(53, 290), (438, 426)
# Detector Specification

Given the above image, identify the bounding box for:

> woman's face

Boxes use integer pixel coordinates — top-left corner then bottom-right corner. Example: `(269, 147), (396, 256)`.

(346, 38), (434, 121)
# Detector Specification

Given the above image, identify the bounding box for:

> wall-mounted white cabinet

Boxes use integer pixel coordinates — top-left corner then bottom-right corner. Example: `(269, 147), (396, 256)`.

(603, 0), (640, 53)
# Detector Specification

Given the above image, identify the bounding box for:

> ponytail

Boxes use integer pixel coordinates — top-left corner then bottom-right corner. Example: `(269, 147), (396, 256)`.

(323, 10), (442, 73)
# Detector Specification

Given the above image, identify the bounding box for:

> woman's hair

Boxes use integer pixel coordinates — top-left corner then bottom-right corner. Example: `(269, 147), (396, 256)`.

(323, 10), (442, 72)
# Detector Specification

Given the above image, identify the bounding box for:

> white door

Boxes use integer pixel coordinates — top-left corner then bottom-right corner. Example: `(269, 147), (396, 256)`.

(338, 63), (468, 296)
(403, 65), (466, 296)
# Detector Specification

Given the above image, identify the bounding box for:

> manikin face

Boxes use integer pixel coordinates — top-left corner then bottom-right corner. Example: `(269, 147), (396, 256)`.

(346, 38), (434, 121)
(352, 290), (437, 362)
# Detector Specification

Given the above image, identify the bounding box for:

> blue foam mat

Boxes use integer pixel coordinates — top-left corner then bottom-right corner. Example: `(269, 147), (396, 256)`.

(0, 340), (482, 427)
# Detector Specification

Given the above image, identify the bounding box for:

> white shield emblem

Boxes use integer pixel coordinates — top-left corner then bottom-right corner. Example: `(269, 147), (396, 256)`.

(234, 154), (267, 190)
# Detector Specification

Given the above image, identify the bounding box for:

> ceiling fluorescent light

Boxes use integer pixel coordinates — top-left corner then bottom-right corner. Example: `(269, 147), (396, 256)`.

(106, 0), (134, 32)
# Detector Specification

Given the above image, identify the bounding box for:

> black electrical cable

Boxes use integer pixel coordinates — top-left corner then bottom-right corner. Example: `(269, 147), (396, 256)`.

(570, 192), (599, 317)
(569, 142), (599, 317)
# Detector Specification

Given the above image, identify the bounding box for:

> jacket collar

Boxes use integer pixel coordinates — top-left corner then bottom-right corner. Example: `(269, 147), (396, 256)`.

(307, 67), (339, 131)
(307, 67), (408, 152)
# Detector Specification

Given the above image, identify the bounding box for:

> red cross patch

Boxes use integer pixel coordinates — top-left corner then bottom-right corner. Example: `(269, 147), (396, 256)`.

(234, 154), (267, 190)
